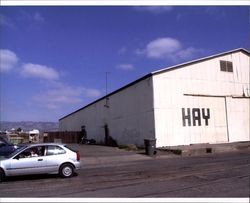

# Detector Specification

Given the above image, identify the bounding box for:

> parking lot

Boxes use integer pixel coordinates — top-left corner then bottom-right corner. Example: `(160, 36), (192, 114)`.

(0, 144), (250, 198)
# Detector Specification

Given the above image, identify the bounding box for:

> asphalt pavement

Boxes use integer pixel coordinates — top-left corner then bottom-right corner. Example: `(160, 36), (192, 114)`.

(68, 141), (250, 169)
(0, 147), (249, 198)
(1, 141), (249, 199)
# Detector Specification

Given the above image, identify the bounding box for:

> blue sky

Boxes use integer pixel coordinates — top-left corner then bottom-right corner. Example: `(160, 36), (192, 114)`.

(0, 6), (249, 122)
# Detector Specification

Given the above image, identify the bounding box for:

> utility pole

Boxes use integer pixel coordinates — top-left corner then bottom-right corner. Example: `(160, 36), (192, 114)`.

(104, 71), (110, 108)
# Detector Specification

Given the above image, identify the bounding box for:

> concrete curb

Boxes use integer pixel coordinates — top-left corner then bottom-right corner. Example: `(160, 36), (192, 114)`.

(157, 141), (250, 156)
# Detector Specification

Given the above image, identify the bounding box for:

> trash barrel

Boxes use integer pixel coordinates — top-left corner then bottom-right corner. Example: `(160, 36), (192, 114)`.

(144, 138), (156, 156)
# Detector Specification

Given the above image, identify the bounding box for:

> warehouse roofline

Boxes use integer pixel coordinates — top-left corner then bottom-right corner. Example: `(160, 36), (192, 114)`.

(59, 48), (249, 121)
(59, 73), (152, 120)
(151, 48), (250, 75)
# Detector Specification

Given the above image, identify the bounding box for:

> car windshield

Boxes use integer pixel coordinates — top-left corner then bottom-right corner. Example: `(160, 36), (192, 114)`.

(5, 145), (27, 158)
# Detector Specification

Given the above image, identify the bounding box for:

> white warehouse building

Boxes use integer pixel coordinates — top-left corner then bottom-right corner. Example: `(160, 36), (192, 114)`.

(59, 48), (250, 147)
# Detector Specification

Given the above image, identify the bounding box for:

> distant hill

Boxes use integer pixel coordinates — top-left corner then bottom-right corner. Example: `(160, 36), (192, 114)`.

(0, 121), (59, 133)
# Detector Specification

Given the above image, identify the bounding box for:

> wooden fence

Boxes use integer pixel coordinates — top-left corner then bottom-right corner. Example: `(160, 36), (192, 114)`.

(44, 131), (82, 143)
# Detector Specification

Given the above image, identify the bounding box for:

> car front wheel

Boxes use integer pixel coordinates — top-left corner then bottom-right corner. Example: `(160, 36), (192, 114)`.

(59, 164), (74, 178)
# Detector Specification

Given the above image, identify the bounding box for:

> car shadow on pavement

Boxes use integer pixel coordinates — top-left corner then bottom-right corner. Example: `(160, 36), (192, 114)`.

(4, 173), (78, 182)
(4, 174), (59, 182)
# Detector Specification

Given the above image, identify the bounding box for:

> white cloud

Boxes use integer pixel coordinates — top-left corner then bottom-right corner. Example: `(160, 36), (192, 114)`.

(34, 12), (45, 23)
(0, 49), (19, 72)
(0, 14), (16, 29)
(116, 64), (134, 71)
(136, 37), (204, 62)
(176, 47), (204, 59)
(33, 86), (82, 109)
(84, 88), (102, 98)
(133, 6), (173, 14)
(33, 84), (101, 109)
(145, 37), (182, 58)
(118, 47), (127, 54)
(176, 13), (182, 21)
(20, 10), (45, 24)
(135, 48), (145, 56)
(205, 7), (226, 19)
(21, 63), (60, 80)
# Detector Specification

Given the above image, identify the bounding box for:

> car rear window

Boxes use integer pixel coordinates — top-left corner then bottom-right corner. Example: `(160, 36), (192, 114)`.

(46, 146), (66, 156)
(64, 145), (77, 153)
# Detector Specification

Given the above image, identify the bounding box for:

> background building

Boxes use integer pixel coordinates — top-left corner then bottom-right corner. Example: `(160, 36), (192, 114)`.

(59, 48), (250, 147)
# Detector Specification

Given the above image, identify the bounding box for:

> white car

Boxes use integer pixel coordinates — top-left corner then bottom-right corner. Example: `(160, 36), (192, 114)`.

(0, 143), (80, 182)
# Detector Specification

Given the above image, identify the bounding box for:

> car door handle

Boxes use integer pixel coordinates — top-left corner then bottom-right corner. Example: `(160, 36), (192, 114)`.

(38, 158), (43, 161)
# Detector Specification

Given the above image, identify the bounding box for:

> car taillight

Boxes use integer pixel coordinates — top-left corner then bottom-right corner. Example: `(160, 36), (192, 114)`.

(76, 151), (80, 161)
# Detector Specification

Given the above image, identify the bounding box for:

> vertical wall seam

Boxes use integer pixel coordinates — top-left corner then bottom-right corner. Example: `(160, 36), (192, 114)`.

(224, 97), (230, 142)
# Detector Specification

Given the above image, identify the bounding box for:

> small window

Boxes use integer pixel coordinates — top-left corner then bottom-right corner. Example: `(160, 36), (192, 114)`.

(16, 147), (43, 159)
(46, 146), (66, 156)
(220, 60), (233, 72)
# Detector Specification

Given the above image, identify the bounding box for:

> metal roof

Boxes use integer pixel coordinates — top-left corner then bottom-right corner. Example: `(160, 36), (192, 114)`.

(59, 48), (249, 121)
(151, 48), (249, 76)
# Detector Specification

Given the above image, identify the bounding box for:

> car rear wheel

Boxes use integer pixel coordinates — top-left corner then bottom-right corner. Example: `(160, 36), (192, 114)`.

(0, 169), (5, 183)
(59, 164), (74, 178)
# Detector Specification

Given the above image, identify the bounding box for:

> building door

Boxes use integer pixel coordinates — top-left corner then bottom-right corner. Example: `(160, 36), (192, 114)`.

(183, 96), (229, 144)
(226, 98), (250, 142)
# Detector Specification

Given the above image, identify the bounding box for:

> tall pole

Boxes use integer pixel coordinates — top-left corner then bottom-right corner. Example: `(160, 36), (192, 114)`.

(105, 71), (109, 108)
(106, 71), (108, 97)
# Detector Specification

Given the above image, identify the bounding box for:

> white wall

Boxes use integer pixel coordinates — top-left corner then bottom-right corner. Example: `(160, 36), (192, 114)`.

(60, 50), (249, 147)
(227, 97), (250, 142)
(59, 77), (155, 147)
(153, 51), (250, 147)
